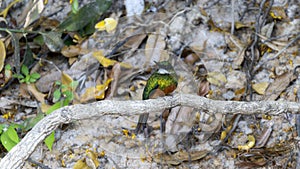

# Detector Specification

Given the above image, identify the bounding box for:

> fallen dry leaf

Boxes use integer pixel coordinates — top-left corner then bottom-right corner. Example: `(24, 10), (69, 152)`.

(207, 72), (227, 86)
(95, 18), (118, 33)
(26, 83), (46, 103)
(93, 51), (131, 68)
(252, 82), (269, 95)
(93, 51), (116, 67)
(80, 78), (112, 102)
(61, 45), (83, 58)
(263, 72), (295, 100)
(73, 159), (89, 169)
(61, 72), (74, 92)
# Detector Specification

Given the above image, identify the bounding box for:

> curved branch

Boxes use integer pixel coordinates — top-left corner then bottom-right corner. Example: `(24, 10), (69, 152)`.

(1, 94), (300, 168)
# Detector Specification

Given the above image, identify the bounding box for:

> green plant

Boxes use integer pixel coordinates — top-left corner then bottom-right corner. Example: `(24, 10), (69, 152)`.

(53, 80), (78, 104)
(13, 65), (40, 84)
(0, 124), (21, 151)
(0, 80), (78, 152)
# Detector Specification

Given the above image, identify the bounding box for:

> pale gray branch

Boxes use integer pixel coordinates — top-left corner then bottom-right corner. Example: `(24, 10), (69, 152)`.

(1, 93), (300, 169)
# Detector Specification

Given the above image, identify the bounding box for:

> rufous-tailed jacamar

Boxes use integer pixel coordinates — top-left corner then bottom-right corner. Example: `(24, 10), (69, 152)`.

(135, 61), (178, 134)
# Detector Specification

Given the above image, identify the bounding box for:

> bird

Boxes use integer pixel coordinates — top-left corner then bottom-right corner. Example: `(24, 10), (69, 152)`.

(135, 61), (178, 135)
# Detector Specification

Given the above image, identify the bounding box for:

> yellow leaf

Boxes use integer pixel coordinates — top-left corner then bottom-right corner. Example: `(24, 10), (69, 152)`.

(95, 18), (117, 33)
(95, 78), (112, 99)
(2, 112), (12, 119)
(80, 87), (96, 103)
(93, 51), (131, 68)
(95, 20), (106, 31)
(0, 0), (21, 18)
(61, 72), (74, 92)
(0, 39), (6, 72)
(80, 78), (112, 102)
(73, 159), (89, 169)
(99, 151), (105, 157)
(103, 18), (117, 33)
(252, 82), (269, 95)
(207, 72), (227, 86)
(93, 51), (116, 67)
(86, 150), (99, 167)
(40, 102), (51, 113)
(238, 135), (256, 151)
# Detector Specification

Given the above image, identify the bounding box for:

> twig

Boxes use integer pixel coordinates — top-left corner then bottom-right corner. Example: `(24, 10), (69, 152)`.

(1, 93), (300, 168)
(231, 0), (235, 35)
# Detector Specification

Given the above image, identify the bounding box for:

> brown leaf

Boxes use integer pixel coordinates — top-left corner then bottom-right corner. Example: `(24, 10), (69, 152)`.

(61, 45), (82, 58)
(124, 34), (146, 49)
(198, 80), (209, 96)
(263, 72), (295, 100)
(106, 63), (121, 99)
(26, 83), (46, 103)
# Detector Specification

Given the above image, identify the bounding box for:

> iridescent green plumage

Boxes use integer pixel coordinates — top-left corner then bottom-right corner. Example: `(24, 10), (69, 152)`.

(143, 73), (178, 100)
(136, 61), (178, 134)
(143, 61), (178, 100)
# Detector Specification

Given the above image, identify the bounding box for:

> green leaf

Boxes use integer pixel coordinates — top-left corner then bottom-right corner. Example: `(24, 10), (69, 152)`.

(21, 65), (29, 76)
(29, 77), (37, 83)
(44, 131), (55, 151)
(25, 75), (30, 82)
(55, 81), (62, 86)
(1, 131), (17, 151)
(13, 74), (24, 79)
(42, 32), (64, 52)
(61, 84), (68, 90)
(58, 0), (112, 32)
(0, 126), (20, 151)
(53, 89), (61, 102)
(5, 64), (11, 70)
(9, 123), (22, 129)
(64, 90), (74, 101)
(46, 101), (64, 115)
(30, 72), (41, 79)
(70, 81), (79, 89)
(22, 113), (44, 131)
(6, 126), (20, 143)
(71, 0), (79, 14)
(0, 124), (4, 134)
(33, 34), (44, 46)
(63, 99), (71, 106)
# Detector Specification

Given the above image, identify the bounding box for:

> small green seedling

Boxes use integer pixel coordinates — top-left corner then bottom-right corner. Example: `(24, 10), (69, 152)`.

(13, 65), (40, 84)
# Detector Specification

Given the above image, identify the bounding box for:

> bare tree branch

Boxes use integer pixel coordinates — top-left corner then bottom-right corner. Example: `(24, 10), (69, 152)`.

(1, 93), (300, 169)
